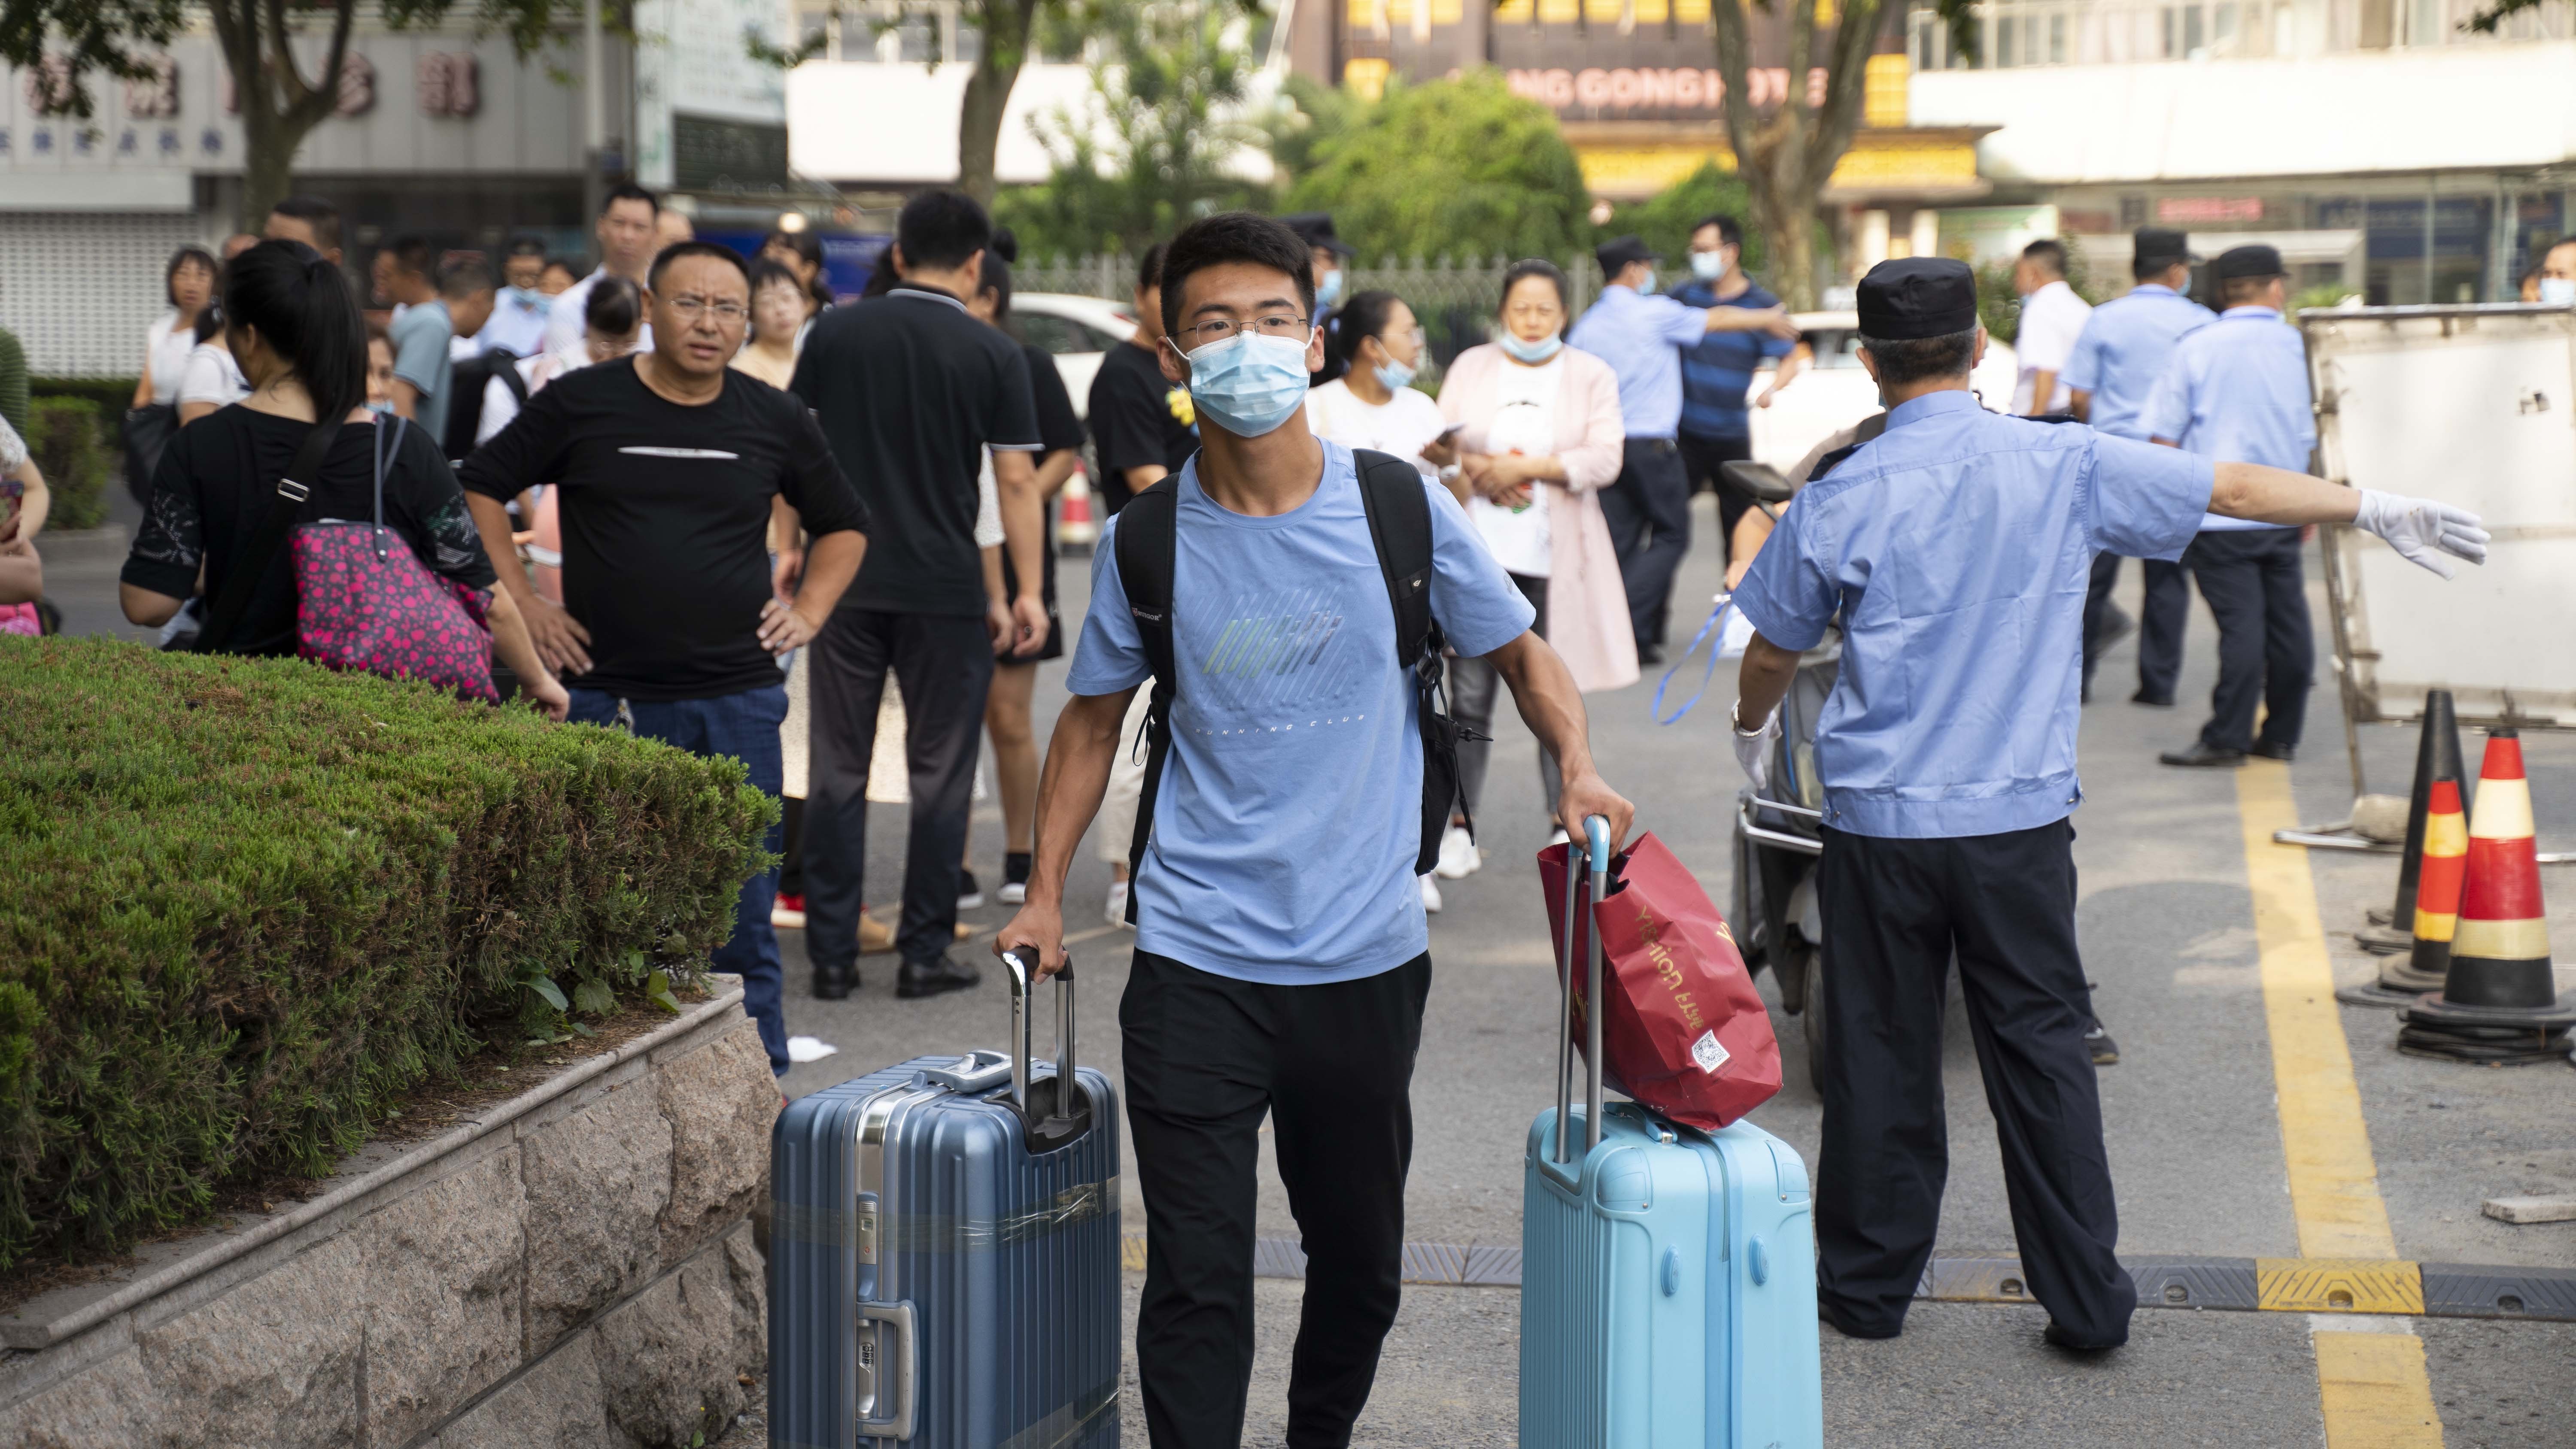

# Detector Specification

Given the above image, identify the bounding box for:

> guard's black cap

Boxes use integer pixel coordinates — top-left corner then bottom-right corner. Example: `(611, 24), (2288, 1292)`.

(2213, 243), (2285, 280)
(2133, 226), (2199, 266)
(1857, 257), (1979, 340)
(1280, 212), (1355, 258)
(1594, 234), (1661, 275)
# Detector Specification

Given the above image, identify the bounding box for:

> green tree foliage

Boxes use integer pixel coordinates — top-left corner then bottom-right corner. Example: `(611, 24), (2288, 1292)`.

(993, 3), (1267, 257)
(1598, 162), (1764, 277)
(1281, 70), (1589, 264)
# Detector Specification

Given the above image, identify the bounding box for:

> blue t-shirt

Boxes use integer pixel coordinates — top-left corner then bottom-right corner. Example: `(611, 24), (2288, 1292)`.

(1670, 278), (1796, 440)
(389, 299), (455, 445)
(1066, 442), (1537, 983)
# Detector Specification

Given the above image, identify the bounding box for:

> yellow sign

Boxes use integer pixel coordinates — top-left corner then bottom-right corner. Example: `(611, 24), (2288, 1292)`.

(1863, 52), (1909, 128)
(1343, 57), (1392, 101)
(1574, 132), (1975, 198)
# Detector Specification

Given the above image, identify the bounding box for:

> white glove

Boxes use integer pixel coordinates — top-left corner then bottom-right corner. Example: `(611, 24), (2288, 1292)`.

(2353, 489), (2489, 580)
(1731, 704), (1780, 797)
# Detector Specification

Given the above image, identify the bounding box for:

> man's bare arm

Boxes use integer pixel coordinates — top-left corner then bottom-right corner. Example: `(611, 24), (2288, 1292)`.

(1733, 634), (1801, 729)
(2068, 388), (2093, 423)
(993, 687), (1142, 978)
(2024, 369), (2060, 417)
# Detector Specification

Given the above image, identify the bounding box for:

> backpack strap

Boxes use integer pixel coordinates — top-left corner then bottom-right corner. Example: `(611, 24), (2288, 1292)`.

(1351, 448), (1475, 876)
(1112, 470), (1183, 925)
(196, 414), (343, 655)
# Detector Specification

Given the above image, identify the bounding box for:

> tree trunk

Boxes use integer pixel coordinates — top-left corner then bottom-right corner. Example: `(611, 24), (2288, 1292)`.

(956, 0), (1039, 204)
(213, 0), (356, 231)
(237, 106), (309, 231)
(1709, 0), (1885, 311)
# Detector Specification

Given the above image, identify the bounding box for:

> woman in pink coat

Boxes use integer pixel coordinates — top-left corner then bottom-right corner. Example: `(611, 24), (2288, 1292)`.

(1432, 259), (1638, 872)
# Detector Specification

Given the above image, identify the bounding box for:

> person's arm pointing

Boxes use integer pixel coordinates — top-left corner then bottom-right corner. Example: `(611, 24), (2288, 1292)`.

(2208, 464), (2488, 578)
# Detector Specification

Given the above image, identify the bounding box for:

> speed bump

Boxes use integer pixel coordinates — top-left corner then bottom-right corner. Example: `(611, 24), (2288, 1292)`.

(2255, 1258), (2426, 1315)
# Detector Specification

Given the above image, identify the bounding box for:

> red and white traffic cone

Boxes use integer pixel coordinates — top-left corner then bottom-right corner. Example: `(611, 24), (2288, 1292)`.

(2400, 728), (2575, 1065)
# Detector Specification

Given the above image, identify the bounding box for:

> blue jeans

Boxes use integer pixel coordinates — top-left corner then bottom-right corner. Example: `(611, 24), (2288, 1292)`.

(569, 684), (790, 1076)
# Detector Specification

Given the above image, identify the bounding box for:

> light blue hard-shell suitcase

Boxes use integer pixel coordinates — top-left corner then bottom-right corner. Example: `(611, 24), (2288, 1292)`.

(1519, 816), (1826, 1449)
(769, 951), (1120, 1449)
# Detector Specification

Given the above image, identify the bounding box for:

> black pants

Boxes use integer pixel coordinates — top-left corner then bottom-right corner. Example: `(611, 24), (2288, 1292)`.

(2184, 528), (2312, 753)
(1814, 820), (2135, 1347)
(1122, 949), (1433, 1449)
(2080, 553), (2190, 700)
(803, 609), (995, 972)
(1448, 573), (1561, 826)
(1596, 437), (1691, 649)
(1678, 432), (1755, 568)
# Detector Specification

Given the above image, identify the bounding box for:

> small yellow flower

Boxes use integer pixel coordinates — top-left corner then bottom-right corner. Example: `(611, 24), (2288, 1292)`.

(1165, 387), (1195, 428)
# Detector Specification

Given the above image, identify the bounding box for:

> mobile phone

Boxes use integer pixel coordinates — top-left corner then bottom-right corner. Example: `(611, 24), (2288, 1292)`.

(2, 478), (22, 530)
(1435, 421), (1467, 440)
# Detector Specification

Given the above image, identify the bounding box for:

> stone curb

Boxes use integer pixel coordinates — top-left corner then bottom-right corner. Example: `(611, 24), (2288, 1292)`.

(0, 978), (747, 1354)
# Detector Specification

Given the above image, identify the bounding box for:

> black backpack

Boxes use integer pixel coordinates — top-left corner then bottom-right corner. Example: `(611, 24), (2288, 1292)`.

(444, 350), (529, 462)
(1112, 448), (1481, 923)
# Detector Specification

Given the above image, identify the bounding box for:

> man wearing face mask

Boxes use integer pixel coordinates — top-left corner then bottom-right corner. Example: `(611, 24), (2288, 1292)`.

(475, 236), (554, 359)
(2540, 234), (2576, 306)
(996, 212), (1633, 1448)
(1570, 234), (1799, 664)
(1671, 212), (1809, 583)
(1282, 212), (1356, 385)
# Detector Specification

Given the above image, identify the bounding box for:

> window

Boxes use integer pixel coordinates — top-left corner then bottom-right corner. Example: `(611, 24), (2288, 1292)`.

(1012, 312), (1108, 357)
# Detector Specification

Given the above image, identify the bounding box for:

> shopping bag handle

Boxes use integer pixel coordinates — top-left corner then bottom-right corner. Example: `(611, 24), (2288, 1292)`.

(1651, 594), (1737, 726)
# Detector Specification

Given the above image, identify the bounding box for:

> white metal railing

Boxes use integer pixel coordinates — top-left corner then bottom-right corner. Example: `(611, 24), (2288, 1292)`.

(1907, 0), (2573, 68)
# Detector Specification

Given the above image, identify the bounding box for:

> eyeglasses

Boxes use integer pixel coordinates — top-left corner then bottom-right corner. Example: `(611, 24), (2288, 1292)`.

(667, 296), (749, 325)
(1174, 314), (1310, 349)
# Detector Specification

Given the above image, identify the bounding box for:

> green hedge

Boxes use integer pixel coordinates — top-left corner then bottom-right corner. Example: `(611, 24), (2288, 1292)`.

(0, 638), (777, 1272)
(30, 376), (138, 419)
(26, 397), (110, 531)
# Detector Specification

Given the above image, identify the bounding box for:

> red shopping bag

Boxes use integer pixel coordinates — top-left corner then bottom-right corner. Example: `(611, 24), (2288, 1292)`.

(1538, 831), (1783, 1131)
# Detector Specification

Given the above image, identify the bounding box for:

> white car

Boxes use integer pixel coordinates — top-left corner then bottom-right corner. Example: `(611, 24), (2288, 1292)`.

(1008, 292), (1139, 418)
(1745, 311), (2022, 475)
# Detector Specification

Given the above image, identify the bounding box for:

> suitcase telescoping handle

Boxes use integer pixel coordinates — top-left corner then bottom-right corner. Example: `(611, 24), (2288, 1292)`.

(1553, 815), (1614, 1165)
(1000, 948), (1075, 1118)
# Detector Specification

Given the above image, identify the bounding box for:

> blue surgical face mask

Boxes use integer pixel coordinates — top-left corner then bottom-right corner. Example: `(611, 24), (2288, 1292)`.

(1689, 250), (1726, 281)
(2543, 277), (2576, 306)
(1373, 357), (1417, 393)
(1182, 329), (1313, 438)
(1315, 269), (1344, 309)
(1635, 269), (1656, 295)
(366, 399), (394, 415)
(1498, 329), (1562, 364)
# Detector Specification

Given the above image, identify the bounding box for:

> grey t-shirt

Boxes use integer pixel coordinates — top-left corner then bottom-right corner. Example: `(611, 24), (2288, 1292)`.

(389, 300), (455, 445)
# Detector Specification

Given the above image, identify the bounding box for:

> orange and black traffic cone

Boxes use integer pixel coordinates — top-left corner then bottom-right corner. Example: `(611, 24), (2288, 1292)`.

(2342, 692), (2465, 1004)
(2400, 728), (2574, 1065)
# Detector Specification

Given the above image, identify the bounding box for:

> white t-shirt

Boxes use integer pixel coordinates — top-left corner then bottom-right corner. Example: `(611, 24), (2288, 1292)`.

(176, 339), (249, 409)
(2011, 279), (2093, 415)
(476, 353), (549, 446)
(146, 312), (200, 402)
(1465, 355), (1561, 578)
(1303, 378), (1447, 478)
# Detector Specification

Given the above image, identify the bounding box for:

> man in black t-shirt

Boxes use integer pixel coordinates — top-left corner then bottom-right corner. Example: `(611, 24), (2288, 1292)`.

(1085, 243), (1199, 516)
(790, 190), (1048, 1002)
(461, 243), (869, 1077)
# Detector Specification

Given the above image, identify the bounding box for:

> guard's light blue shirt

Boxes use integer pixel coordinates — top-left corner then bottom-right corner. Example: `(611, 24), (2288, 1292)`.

(1567, 283), (1709, 438)
(1066, 442), (1536, 982)
(2140, 305), (2315, 532)
(2059, 284), (2212, 441)
(1732, 390), (2213, 839)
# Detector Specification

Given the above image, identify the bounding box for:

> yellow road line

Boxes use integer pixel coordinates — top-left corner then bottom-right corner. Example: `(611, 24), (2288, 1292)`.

(2234, 762), (2445, 1446)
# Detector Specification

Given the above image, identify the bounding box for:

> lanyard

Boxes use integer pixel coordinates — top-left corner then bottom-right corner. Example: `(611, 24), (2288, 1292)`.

(1651, 593), (1737, 726)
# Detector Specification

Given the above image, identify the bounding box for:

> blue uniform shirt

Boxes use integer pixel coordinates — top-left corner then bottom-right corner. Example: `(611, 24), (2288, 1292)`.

(2059, 283), (2212, 441)
(1567, 284), (1708, 439)
(1669, 278), (1796, 440)
(2140, 305), (2315, 532)
(1732, 390), (2212, 840)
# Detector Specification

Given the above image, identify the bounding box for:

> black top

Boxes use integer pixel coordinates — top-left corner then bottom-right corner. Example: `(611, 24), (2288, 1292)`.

(1084, 338), (1197, 515)
(124, 407), (496, 659)
(1313, 303), (1349, 388)
(791, 287), (1041, 616)
(458, 358), (866, 702)
(999, 342), (1087, 654)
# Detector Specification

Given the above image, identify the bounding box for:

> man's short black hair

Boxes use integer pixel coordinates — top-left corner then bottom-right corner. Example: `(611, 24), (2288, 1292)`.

(270, 194), (341, 255)
(2021, 239), (2068, 277)
(1692, 213), (1743, 248)
(2132, 252), (2187, 282)
(1137, 241), (1168, 293)
(507, 234), (548, 259)
(601, 182), (659, 217)
(1858, 327), (1977, 386)
(385, 235), (434, 277)
(439, 257), (495, 297)
(895, 189), (992, 273)
(2221, 273), (2281, 306)
(1333, 290), (1404, 368)
(1157, 212), (1315, 341)
(647, 240), (753, 294)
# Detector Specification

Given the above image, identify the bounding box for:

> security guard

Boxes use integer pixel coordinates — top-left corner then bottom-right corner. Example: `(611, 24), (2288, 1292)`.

(1727, 258), (2485, 1348)
(1281, 213), (1355, 385)
(2063, 227), (2212, 707)
(2142, 244), (2317, 767)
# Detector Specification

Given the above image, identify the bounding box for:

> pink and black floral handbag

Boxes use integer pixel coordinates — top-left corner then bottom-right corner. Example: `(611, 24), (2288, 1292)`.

(289, 415), (500, 703)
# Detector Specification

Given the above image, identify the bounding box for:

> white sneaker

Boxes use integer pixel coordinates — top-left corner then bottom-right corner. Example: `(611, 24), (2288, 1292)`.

(998, 879), (1027, 906)
(1434, 824), (1481, 880)
(1105, 878), (1132, 929)
(1420, 874), (1443, 913)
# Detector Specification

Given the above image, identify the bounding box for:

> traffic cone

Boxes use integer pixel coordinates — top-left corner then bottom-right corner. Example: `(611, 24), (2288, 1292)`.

(2400, 728), (2575, 1065)
(2340, 693), (2465, 1003)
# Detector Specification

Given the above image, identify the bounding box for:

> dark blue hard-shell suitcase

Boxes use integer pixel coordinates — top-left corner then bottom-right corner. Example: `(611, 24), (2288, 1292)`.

(770, 952), (1119, 1449)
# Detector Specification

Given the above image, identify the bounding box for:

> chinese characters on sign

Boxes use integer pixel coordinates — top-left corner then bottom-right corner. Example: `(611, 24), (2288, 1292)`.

(417, 52), (479, 117)
(2157, 196), (2264, 223)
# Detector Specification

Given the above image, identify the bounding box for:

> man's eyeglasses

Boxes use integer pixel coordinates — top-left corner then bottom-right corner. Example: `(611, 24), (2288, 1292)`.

(1174, 314), (1310, 349)
(668, 296), (749, 325)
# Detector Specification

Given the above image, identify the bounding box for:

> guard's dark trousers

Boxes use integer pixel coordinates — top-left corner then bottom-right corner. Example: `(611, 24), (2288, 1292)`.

(2082, 552), (2190, 701)
(802, 609), (994, 973)
(2185, 527), (2312, 753)
(1122, 949), (1432, 1448)
(1597, 437), (1691, 649)
(1814, 820), (2136, 1347)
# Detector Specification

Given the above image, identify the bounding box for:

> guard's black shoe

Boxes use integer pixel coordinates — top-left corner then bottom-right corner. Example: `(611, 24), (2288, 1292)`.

(2130, 689), (2176, 707)
(2085, 1024), (2120, 1066)
(2249, 740), (2297, 761)
(1637, 642), (1666, 667)
(2043, 1320), (2123, 1353)
(1819, 1303), (1902, 1340)
(897, 954), (982, 1000)
(811, 968), (860, 1001)
(2159, 740), (2246, 768)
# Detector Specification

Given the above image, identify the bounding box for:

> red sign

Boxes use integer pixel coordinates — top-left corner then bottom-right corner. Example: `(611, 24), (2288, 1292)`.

(2157, 197), (2263, 224)
(1507, 65), (1828, 115)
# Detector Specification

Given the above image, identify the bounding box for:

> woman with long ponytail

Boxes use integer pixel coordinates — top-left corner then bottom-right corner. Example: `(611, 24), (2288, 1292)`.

(117, 239), (567, 717)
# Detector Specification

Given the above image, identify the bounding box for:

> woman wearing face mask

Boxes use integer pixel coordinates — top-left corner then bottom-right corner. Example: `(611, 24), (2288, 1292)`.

(1303, 290), (1457, 480)
(1427, 259), (1635, 876)
(365, 321), (398, 412)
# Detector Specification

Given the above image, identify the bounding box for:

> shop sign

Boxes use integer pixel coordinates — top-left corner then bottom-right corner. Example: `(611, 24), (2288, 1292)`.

(2158, 196), (2263, 223)
(1508, 64), (1827, 115)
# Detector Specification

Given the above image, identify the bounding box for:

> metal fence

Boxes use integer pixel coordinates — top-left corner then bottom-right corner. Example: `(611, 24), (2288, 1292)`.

(1018, 252), (1610, 388)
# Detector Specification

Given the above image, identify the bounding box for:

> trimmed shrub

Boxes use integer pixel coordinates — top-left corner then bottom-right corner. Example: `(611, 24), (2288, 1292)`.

(0, 637), (775, 1272)
(26, 396), (109, 531)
